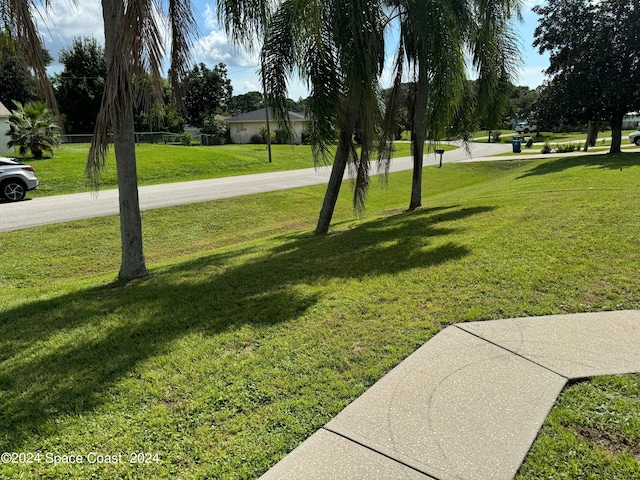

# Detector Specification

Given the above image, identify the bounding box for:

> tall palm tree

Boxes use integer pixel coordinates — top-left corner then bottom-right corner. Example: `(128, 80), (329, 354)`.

(86, 0), (196, 280)
(4, 0), (196, 280)
(256, 0), (387, 235)
(382, 0), (521, 211)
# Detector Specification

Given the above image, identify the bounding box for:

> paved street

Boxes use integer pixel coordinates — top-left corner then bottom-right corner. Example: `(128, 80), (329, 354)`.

(1, 142), (512, 232)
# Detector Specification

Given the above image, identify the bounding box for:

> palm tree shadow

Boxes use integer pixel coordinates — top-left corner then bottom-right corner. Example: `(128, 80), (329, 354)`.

(0, 204), (495, 451)
(517, 152), (640, 179)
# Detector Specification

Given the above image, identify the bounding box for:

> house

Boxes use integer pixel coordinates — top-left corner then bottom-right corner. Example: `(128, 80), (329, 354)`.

(0, 101), (11, 153)
(225, 108), (309, 144)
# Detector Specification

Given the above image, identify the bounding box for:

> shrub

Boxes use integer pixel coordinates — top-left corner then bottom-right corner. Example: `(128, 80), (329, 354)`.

(556, 143), (577, 153)
(201, 117), (227, 145)
(249, 133), (264, 144)
(490, 131), (501, 143)
(259, 124), (276, 143)
(541, 141), (552, 154)
(274, 129), (291, 145)
(181, 132), (192, 146)
(526, 137), (535, 149)
(7, 101), (61, 159)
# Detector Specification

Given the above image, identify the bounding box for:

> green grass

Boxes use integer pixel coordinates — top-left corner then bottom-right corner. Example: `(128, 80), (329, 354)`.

(10, 141), (453, 197)
(517, 374), (640, 479)
(1, 153), (640, 478)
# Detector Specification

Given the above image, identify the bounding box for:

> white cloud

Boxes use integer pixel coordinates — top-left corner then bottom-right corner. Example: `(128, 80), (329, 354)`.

(36, 0), (104, 57)
(192, 30), (257, 68)
(515, 65), (547, 89)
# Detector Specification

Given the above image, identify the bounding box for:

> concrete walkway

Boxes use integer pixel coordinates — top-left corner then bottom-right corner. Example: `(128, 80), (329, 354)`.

(259, 310), (640, 480)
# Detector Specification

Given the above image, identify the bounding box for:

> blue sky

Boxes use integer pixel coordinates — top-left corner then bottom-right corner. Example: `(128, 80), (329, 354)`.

(37, 0), (548, 100)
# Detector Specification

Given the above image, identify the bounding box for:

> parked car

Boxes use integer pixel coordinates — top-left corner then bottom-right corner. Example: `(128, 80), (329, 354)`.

(0, 157), (39, 202)
(515, 122), (537, 134)
(629, 130), (640, 146)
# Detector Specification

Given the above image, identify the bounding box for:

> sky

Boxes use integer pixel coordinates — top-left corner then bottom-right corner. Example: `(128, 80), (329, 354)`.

(35, 0), (549, 100)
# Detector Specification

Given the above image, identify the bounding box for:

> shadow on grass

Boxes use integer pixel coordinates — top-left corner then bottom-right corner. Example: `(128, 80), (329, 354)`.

(518, 152), (640, 179)
(0, 204), (494, 451)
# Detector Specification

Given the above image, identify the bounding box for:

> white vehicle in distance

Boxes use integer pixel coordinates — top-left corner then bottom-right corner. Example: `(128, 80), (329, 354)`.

(629, 130), (640, 146)
(515, 122), (537, 134)
(0, 157), (39, 202)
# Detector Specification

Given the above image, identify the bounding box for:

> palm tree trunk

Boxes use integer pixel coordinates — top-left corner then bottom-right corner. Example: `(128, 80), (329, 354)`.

(315, 124), (354, 235)
(113, 113), (148, 280)
(102, 0), (148, 280)
(409, 66), (428, 211)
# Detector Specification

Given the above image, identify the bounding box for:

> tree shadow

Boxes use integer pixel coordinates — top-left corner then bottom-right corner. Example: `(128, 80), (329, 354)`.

(517, 152), (640, 179)
(0, 204), (495, 451)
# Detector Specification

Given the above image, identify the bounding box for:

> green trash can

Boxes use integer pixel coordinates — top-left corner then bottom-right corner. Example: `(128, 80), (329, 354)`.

(512, 135), (522, 153)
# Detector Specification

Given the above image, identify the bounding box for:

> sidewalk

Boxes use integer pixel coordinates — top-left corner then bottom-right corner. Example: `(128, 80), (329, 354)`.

(259, 310), (640, 480)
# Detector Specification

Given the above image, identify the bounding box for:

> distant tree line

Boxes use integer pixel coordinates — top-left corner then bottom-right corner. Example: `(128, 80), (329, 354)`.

(0, 35), (306, 135)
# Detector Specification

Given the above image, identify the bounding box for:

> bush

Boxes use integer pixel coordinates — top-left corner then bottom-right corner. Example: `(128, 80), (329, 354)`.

(7, 101), (61, 159)
(541, 141), (552, 154)
(490, 131), (501, 143)
(249, 133), (264, 144)
(274, 129), (291, 145)
(201, 117), (227, 145)
(556, 143), (577, 153)
(526, 137), (535, 149)
(259, 124), (276, 143)
(181, 132), (192, 146)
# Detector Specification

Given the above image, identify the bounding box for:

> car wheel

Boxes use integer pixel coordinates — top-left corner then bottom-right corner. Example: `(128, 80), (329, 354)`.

(524, 128), (529, 133)
(635, 137), (640, 146)
(1, 180), (27, 202)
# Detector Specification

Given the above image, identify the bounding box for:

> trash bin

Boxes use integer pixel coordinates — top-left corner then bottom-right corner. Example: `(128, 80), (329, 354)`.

(512, 135), (522, 153)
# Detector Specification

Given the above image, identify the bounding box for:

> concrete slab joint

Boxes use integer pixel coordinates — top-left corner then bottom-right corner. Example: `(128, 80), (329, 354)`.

(259, 310), (640, 480)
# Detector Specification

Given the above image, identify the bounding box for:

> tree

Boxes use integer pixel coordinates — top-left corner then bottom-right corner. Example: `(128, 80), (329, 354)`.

(133, 78), (184, 133)
(182, 63), (232, 127)
(534, 0), (640, 153)
(229, 91), (264, 115)
(0, 3), (58, 116)
(506, 85), (539, 123)
(258, 0), (387, 234)
(382, 0), (521, 211)
(85, 0), (196, 280)
(0, 33), (45, 107)
(53, 37), (106, 134)
(7, 101), (61, 159)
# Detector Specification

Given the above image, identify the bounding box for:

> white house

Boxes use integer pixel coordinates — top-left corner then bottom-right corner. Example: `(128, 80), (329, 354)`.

(225, 108), (309, 144)
(0, 101), (11, 153)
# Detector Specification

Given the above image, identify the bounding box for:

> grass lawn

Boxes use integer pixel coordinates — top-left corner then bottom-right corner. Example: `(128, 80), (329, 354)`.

(9, 141), (456, 197)
(1, 153), (640, 478)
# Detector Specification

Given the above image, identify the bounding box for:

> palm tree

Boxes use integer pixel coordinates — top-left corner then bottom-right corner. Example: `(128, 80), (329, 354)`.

(235, 0), (519, 233)
(7, 100), (60, 158)
(256, 0), (388, 235)
(382, 0), (521, 211)
(4, 0), (196, 280)
(86, 0), (196, 280)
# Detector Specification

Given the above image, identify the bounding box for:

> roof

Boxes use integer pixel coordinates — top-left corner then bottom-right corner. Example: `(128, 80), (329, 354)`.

(226, 108), (307, 123)
(0, 101), (10, 116)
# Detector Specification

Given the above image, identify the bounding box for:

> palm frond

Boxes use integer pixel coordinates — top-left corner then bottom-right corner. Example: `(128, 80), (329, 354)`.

(260, 0), (297, 139)
(3, 0), (59, 116)
(216, 0), (271, 47)
(167, 0), (197, 106)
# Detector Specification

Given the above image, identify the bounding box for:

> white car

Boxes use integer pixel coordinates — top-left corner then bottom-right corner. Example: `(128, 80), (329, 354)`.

(629, 131), (640, 146)
(0, 157), (39, 202)
(515, 122), (537, 134)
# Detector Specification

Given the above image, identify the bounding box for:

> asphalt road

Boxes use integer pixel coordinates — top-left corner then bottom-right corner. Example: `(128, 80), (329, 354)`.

(1, 142), (513, 232)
